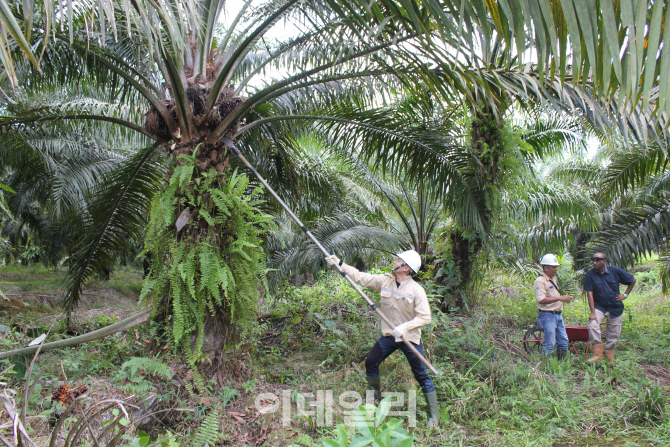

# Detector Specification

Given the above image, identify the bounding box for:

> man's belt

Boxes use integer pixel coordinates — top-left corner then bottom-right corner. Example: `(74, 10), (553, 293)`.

(538, 310), (562, 315)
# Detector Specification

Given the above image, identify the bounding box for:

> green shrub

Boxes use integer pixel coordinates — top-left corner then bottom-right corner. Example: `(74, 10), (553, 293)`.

(114, 357), (172, 394)
(317, 398), (413, 447)
(626, 379), (668, 423)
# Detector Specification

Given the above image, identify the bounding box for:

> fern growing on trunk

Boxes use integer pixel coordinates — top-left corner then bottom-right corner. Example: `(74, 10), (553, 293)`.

(140, 148), (271, 367)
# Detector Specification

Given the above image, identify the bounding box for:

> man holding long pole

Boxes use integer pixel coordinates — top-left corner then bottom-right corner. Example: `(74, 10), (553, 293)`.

(222, 137), (439, 425)
(325, 250), (439, 428)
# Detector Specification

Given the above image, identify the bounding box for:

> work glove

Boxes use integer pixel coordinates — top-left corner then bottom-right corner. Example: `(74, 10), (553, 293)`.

(325, 254), (341, 266)
(392, 326), (405, 339)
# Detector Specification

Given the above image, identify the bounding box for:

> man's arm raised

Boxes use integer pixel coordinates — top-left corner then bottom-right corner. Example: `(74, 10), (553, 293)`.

(326, 254), (384, 292)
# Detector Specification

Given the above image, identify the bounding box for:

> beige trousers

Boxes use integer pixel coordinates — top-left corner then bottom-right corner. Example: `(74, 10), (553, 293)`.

(587, 308), (623, 350)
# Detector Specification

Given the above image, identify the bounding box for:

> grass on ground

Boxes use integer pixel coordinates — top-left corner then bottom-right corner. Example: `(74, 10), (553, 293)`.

(0, 263), (668, 446)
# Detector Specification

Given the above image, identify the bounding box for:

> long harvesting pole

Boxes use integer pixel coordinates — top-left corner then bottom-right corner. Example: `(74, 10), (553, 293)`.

(222, 138), (439, 376)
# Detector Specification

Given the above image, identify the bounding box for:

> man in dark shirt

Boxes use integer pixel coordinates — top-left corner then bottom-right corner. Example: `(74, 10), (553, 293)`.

(583, 253), (636, 363)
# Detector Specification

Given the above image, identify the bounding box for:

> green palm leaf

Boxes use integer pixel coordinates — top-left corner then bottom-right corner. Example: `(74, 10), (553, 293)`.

(267, 212), (406, 287)
(62, 143), (164, 314)
(590, 192), (670, 268)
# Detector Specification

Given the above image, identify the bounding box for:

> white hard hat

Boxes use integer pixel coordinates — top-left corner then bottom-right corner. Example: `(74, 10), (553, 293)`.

(397, 250), (421, 273)
(540, 253), (560, 266)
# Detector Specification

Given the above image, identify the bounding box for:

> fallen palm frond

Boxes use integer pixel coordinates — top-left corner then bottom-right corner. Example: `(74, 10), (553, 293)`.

(0, 308), (150, 359)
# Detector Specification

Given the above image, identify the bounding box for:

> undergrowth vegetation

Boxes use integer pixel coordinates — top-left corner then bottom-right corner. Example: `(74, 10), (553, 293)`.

(0, 259), (668, 446)
(256, 264), (670, 446)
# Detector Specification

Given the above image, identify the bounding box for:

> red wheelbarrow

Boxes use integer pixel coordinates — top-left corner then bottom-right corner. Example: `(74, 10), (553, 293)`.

(522, 324), (606, 358)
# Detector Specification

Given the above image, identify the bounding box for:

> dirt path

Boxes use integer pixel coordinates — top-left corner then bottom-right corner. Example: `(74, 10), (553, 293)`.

(39, 307), (144, 325)
(642, 364), (670, 388)
(34, 288), (142, 327)
(1, 283), (141, 325)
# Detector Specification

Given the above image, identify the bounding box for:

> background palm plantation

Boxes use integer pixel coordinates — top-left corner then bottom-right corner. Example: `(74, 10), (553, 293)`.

(0, 0), (668, 367)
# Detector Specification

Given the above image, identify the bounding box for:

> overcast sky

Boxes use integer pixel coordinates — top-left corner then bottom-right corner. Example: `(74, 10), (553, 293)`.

(221, 0), (300, 42)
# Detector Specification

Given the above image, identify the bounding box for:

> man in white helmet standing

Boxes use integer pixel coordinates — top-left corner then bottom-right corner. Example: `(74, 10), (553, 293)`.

(325, 250), (439, 427)
(534, 254), (574, 359)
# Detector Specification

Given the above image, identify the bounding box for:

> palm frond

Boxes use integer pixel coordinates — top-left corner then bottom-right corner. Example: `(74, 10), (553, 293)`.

(62, 143), (164, 314)
(547, 159), (605, 188)
(312, 105), (487, 233)
(600, 144), (669, 200)
(267, 212), (406, 288)
(1, 129), (124, 220)
(0, 84), (156, 140)
(515, 216), (582, 256)
(590, 191), (670, 268)
(506, 181), (601, 231)
(4, 0), (670, 126)
(237, 102), (487, 232)
(234, 124), (347, 220)
(636, 170), (670, 200)
(517, 111), (588, 160)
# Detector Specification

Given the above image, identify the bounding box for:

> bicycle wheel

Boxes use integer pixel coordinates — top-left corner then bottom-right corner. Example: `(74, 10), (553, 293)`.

(523, 326), (544, 354)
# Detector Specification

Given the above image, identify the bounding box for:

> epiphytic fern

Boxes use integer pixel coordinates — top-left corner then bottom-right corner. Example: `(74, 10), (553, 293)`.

(140, 146), (272, 367)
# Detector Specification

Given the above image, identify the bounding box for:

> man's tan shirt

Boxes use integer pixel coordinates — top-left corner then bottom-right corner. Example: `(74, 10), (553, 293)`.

(534, 273), (562, 312)
(341, 263), (431, 345)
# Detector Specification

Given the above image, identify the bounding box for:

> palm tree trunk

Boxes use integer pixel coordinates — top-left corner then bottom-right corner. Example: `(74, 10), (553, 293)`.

(572, 231), (591, 271)
(441, 107), (505, 311)
(443, 230), (483, 311)
(142, 133), (268, 370)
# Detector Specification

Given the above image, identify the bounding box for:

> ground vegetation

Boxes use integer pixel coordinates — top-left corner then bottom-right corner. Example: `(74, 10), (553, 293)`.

(0, 259), (668, 445)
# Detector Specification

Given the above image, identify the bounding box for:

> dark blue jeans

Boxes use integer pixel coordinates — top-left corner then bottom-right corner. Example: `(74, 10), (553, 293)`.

(537, 311), (569, 354)
(365, 335), (435, 393)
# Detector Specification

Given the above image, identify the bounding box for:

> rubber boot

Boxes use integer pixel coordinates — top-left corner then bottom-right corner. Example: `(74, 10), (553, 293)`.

(366, 376), (381, 401)
(606, 349), (615, 363)
(586, 343), (604, 363)
(424, 391), (439, 428)
(557, 350), (568, 361)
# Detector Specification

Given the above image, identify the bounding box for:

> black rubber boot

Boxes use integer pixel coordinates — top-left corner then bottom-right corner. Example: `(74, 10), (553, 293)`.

(366, 376), (381, 401)
(424, 391), (439, 428)
(557, 349), (568, 360)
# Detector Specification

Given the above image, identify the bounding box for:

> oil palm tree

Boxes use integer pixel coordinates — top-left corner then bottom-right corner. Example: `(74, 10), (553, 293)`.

(1, 0), (477, 365)
(0, 125), (142, 268)
(312, 85), (597, 309)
